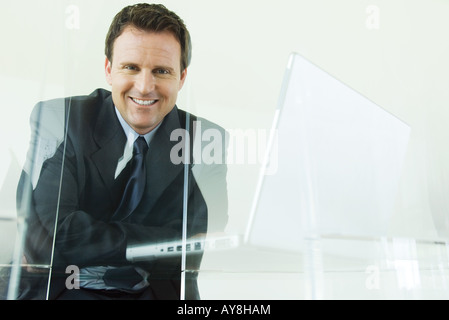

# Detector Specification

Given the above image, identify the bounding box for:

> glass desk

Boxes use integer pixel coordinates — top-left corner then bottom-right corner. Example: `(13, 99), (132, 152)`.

(195, 234), (449, 300)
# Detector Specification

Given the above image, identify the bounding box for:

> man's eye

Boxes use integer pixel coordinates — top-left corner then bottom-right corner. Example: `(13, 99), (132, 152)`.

(155, 69), (169, 75)
(125, 65), (138, 71)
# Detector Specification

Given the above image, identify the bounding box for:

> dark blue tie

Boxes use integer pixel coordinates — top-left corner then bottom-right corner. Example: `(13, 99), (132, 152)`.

(114, 136), (149, 221)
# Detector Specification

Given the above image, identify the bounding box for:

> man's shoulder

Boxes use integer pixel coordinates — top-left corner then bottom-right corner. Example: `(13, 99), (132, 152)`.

(176, 108), (226, 134)
(32, 88), (112, 122)
(70, 88), (112, 105)
(35, 88), (111, 110)
(29, 89), (114, 134)
(73, 88), (112, 102)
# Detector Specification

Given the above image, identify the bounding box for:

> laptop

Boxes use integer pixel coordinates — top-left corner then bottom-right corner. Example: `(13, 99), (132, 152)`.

(126, 52), (411, 263)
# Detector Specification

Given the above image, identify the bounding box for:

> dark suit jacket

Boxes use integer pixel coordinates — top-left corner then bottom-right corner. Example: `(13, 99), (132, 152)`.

(16, 88), (228, 300)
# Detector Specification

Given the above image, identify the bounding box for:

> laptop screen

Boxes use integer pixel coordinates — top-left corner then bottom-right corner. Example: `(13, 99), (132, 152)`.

(246, 53), (411, 252)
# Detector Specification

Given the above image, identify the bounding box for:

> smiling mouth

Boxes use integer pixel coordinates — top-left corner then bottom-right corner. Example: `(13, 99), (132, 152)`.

(130, 97), (158, 106)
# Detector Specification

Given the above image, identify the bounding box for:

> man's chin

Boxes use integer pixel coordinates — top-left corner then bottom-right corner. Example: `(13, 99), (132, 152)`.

(131, 118), (164, 135)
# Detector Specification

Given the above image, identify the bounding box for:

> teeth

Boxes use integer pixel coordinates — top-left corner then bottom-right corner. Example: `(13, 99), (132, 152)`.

(132, 98), (157, 106)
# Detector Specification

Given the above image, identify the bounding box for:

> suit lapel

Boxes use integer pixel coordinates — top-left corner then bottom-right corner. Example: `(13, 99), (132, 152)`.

(90, 101), (187, 214)
(90, 95), (127, 196)
(144, 107), (185, 213)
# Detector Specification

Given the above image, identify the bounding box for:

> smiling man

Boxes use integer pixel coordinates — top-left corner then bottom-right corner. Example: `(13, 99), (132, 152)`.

(14, 3), (228, 300)
(105, 26), (187, 135)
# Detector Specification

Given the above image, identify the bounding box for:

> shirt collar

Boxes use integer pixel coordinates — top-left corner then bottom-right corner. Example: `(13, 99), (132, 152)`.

(115, 106), (161, 146)
(113, 106), (162, 179)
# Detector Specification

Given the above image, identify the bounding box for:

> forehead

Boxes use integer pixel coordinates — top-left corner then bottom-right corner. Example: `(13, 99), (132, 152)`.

(112, 26), (181, 68)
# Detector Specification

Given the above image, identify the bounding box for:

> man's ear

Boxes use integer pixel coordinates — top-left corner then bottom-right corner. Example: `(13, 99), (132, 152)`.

(105, 57), (112, 86)
(178, 68), (188, 91)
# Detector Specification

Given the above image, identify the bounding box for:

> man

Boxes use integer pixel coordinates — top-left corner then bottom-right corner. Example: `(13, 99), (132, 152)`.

(14, 3), (228, 300)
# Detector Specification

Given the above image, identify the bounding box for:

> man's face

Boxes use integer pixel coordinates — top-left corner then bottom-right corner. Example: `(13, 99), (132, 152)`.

(105, 26), (187, 135)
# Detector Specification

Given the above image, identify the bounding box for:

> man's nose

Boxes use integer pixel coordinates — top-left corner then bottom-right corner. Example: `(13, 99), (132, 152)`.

(135, 71), (155, 94)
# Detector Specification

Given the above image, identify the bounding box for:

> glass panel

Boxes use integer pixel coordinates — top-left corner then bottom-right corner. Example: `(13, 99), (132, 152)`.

(1, 0), (66, 299)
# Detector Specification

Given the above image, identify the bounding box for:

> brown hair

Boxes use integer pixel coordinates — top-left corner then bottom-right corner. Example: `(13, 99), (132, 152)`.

(105, 3), (191, 71)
